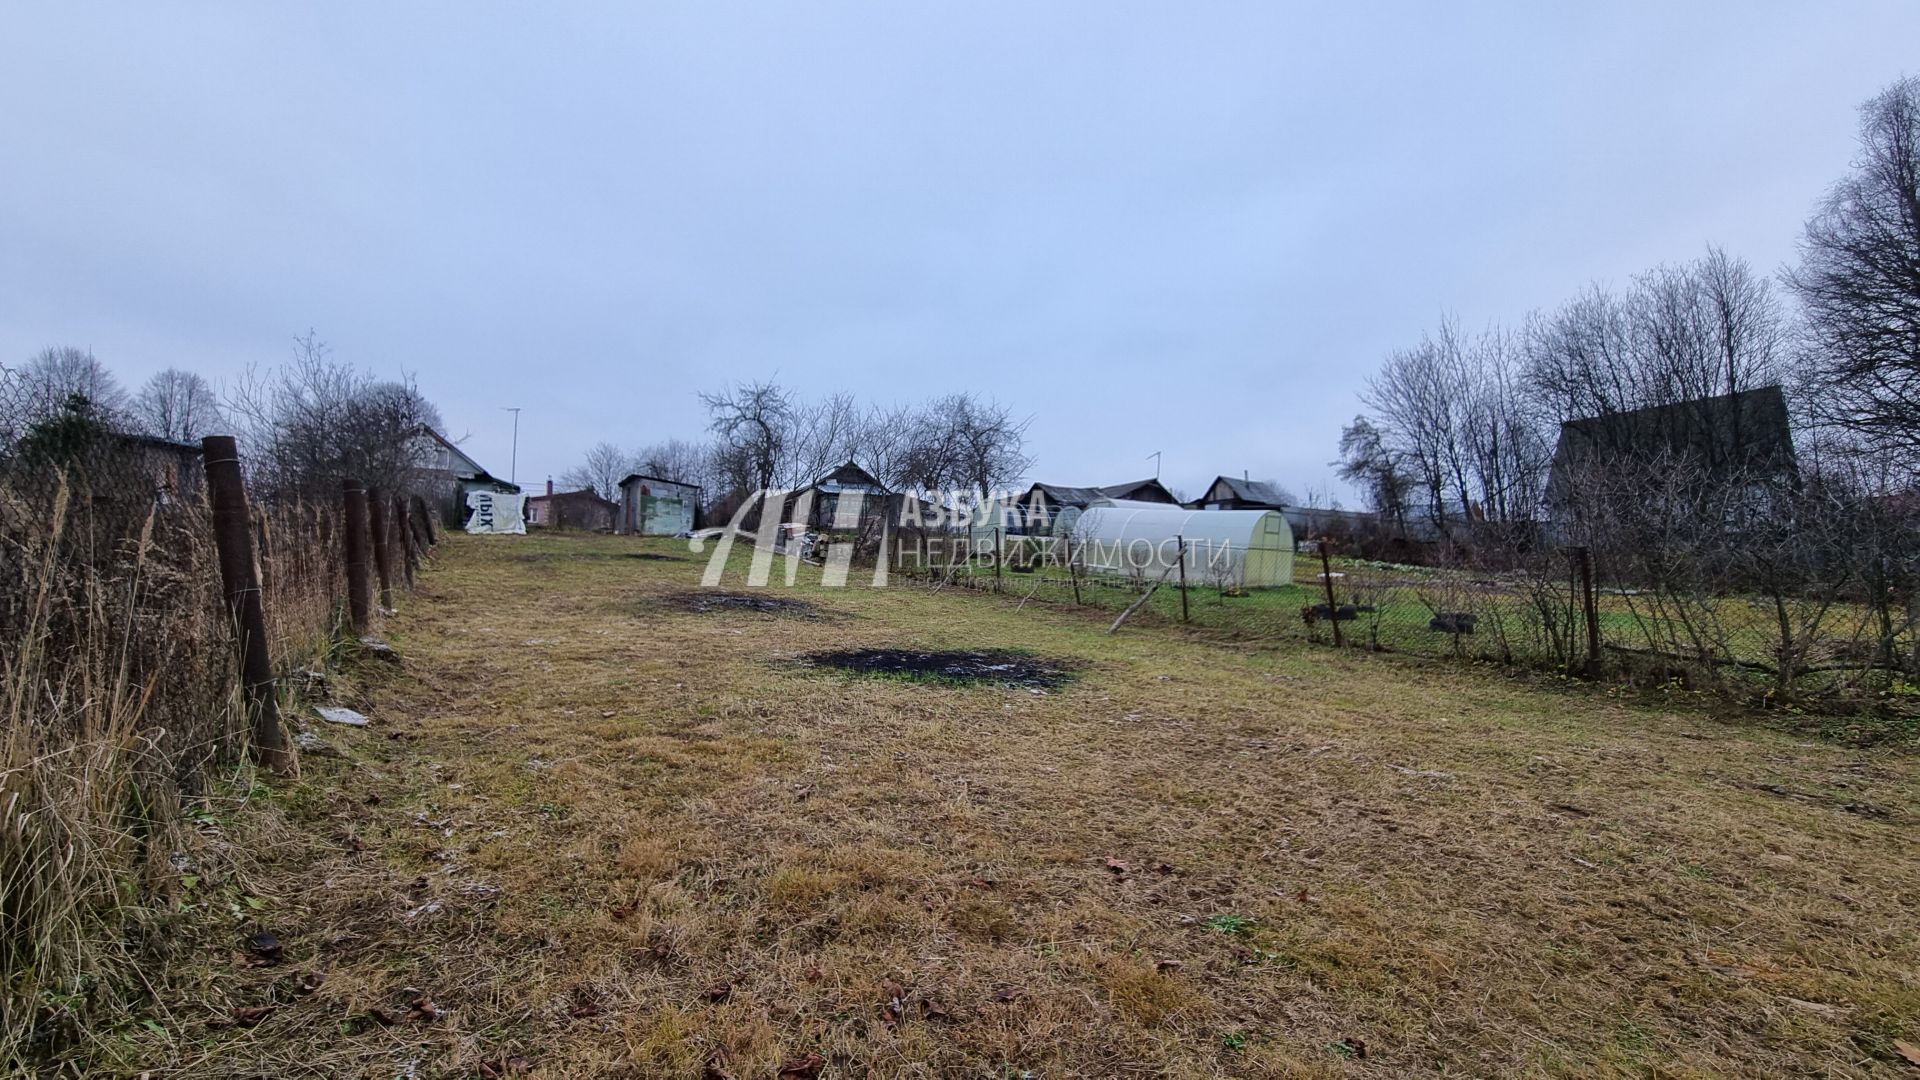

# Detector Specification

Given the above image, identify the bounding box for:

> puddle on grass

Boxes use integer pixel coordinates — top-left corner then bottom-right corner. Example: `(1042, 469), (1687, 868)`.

(801, 648), (1077, 689)
(668, 590), (827, 618)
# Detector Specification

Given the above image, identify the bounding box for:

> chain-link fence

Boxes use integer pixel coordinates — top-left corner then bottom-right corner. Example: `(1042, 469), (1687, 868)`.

(0, 382), (436, 1065)
(891, 527), (1920, 709)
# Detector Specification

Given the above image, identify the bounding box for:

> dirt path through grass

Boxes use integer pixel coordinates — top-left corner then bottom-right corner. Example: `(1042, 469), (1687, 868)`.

(116, 532), (1920, 1078)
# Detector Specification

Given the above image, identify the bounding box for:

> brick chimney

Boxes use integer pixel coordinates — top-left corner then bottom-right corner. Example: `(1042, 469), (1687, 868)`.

(546, 477), (554, 496)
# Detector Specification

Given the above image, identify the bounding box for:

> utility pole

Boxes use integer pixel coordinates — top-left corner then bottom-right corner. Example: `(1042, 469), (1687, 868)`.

(501, 407), (521, 484)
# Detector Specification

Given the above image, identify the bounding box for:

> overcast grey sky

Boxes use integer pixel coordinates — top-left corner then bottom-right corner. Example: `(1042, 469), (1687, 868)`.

(2, 3), (1914, 500)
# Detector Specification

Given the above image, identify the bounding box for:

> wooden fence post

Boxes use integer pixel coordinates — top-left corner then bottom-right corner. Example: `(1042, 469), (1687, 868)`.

(342, 479), (372, 633)
(993, 527), (1003, 593)
(367, 485), (395, 611)
(1176, 535), (1189, 623)
(1319, 539), (1343, 647)
(1576, 545), (1601, 677)
(201, 436), (292, 775)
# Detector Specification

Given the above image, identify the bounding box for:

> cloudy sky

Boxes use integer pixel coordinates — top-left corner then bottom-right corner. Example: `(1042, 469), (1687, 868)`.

(3, 3), (1914, 500)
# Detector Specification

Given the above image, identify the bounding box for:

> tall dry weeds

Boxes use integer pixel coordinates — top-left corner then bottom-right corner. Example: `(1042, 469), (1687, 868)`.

(0, 465), (346, 1068)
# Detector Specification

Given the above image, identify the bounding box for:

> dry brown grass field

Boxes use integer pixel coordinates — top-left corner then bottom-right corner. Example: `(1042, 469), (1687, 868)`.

(98, 531), (1920, 1078)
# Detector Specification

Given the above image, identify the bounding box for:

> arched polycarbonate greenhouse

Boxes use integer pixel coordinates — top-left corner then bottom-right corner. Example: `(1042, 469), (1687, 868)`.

(1070, 505), (1294, 587)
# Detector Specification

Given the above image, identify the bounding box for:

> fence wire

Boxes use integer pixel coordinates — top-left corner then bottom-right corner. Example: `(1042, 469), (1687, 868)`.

(890, 528), (1920, 707)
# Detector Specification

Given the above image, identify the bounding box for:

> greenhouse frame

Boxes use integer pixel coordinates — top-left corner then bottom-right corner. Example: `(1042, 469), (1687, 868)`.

(1069, 505), (1295, 588)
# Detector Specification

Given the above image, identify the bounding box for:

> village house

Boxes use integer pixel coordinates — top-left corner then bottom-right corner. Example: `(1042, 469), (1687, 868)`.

(408, 426), (521, 528)
(1546, 385), (1798, 521)
(528, 480), (618, 531)
(1187, 475), (1290, 511)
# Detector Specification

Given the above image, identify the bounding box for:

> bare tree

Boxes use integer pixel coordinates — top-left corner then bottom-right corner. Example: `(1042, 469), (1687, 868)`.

(1361, 318), (1546, 541)
(700, 379), (793, 494)
(931, 392), (1034, 496)
(1336, 415), (1411, 531)
(784, 392), (861, 487)
(1787, 76), (1920, 463)
(131, 368), (223, 442)
(17, 346), (126, 423)
(224, 330), (443, 499)
(559, 441), (632, 501)
(631, 438), (709, 486)
(1525, 248), (1787, 436)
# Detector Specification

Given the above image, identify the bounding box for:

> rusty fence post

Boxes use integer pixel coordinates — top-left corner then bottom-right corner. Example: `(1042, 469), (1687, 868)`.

(395, 492), (417, 588)
(417, 494), (440, 545)
(342, 479), (372, 633)
(1176, 536), (1189, 623)
(1319, 539), (1343, 648)
(201, 436), (292, 775)
(368, 485), (395, 611)
(1576, 545), (1601, 677)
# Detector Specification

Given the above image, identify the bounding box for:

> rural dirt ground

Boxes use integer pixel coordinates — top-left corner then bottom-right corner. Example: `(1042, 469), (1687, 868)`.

(111, 532), (1920, 1078)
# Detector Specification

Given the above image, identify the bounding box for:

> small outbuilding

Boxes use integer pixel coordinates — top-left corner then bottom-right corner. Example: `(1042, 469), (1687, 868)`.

(618, 473), (701, 535)
(1070, 505), (1295, 588)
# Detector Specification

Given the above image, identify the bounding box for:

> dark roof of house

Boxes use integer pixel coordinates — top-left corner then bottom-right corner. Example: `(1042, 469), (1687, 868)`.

(1097, 478), (1178, 503)
(1548, 386), (1796, 496)
(110, 431), (204, 456)
(618, 473), (702, 491)
(1199, 476), (1289, 507)
(530, 488), (617, 508)
(1020, 482), (1106, 508)
(813, 460), (887, 491)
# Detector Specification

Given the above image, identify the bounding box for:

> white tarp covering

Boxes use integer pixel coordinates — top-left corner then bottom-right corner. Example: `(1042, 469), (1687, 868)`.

(1071, 506), (1294, 587)
(465, 490), (528, 534)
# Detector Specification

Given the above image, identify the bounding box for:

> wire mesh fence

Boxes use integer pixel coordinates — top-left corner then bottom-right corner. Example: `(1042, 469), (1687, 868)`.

(889, 528), (1920, 709)
(0, 385), (434, 1064)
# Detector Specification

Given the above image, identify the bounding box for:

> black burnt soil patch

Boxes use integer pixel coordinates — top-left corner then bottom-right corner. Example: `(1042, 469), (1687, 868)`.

(625, 552), (685, 562)
(667, 590), (827, 618)
(801, 648), (1077, 689)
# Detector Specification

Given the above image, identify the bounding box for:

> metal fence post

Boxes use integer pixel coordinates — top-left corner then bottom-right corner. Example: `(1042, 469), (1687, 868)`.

(1066, 537), (1082, 605)
(1176, 535), (1189, 622)
(1576, 545), (1601, 677)
(201, 436), (292, 775)
(342, 479), (372, 633)
(417, 494), (440, 545)
(1319, 539), (1343, 647)
(395, 492), (417, 588)
(993, 527), (1003, 593)
(367, 485), (395, 611)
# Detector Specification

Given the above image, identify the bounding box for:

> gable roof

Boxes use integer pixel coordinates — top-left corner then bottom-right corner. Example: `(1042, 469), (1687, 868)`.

(813, 459), (888, 493)
(412, 426), (516, 489)
(1097, 478), (1178, 504)
(530, 487), (618, 509)
(1548, 386), (1796, 500)
(1201, 476), (1290, 507)
(1019, 482), (1106, 509)
(618, 472), (702, 491)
